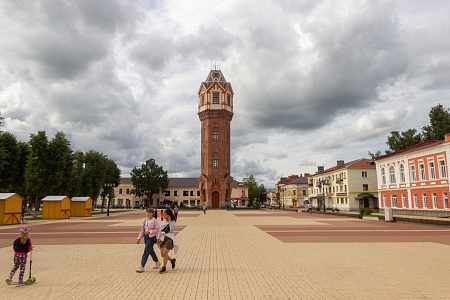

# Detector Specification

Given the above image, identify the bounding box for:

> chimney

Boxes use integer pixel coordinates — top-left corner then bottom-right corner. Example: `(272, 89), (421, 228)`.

(337, 160), (344, 167)
(318, 166), (324, 173)
(445, 133), (450, 142)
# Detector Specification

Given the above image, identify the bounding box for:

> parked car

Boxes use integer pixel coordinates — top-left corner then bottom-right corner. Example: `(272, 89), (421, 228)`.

(133, 204), (141, 209)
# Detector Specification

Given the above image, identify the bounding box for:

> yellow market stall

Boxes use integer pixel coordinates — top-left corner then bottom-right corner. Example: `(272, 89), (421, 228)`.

(0, 193), (24, 225)
(42, 196), (70, 219)
(70, 197), (93, 217)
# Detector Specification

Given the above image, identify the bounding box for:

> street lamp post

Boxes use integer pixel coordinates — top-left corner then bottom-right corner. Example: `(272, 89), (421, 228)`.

(104, 183), (116, 217)
(318, 179), (327, 212)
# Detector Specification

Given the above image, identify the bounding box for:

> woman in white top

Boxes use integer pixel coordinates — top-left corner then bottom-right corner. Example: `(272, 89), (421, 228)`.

(135, 208), (160, 272)
(157, 209), (177, 274)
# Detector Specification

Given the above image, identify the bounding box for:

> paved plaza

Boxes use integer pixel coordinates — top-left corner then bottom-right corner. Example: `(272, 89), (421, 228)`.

(1, 209), (450, 299)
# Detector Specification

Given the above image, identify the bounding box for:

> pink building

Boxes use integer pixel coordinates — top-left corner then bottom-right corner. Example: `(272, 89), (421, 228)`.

(374, 134), (450, 217)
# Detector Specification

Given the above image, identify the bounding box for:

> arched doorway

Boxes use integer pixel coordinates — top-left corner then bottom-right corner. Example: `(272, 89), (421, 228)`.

(212, 191), (219, 209)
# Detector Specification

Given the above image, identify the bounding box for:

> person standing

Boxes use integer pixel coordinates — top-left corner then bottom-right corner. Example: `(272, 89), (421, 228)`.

(136, 208), (160, 273)
(202, 203), (207, 214)
(174, 205), (179, 220)
(158, 209), (178, 274)
(6, 226), (33, 287)
(307, 202), (312, 214)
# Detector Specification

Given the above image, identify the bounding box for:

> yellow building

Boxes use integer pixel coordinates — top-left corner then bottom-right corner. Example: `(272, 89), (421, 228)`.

(42, 196), (71, 219)
(308, 159), (377, 211)
(71, 197), (93, 217)
(0, 193), (24, 225)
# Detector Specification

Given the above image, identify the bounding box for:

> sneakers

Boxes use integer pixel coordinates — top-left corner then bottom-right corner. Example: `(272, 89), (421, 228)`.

(153, 261), (161, 269)
(159, 266), (167, 274)
(17, 281), (26, 287)
(5, 277), (11, 284)
(171, 258), (176, 269)
(135, 266), (144, 273)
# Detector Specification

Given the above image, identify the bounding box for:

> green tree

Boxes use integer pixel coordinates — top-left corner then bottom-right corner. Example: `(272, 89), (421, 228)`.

(130, 159), (168, 208)
(243, 174), (259, 207)
(47, 132), (74, 195)
(83, 151), (109, 208)
(0, 132), (19, 191)
(386, 129), (422, 153)
(68, 151), (85, 197)
(25, 131), (50, 217)
(422, 104), (450, 141)
(0, 133), (28, 196)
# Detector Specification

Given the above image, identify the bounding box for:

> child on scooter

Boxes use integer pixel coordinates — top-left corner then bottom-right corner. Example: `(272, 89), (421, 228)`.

(6, 226), (33, 287)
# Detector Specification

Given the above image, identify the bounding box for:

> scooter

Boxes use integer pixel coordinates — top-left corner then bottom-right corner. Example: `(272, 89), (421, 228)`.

(6, 251), (36, 285)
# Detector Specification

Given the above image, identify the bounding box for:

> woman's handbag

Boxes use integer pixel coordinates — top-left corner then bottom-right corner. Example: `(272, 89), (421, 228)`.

(162, 223), (170, 234)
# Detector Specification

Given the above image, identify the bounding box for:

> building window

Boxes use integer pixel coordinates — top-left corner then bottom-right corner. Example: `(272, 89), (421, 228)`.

(201, 94), (205, 105)
(422, 194), (427, 209)
(362, 184), (368, 191)
(381, 168), (386, 184)
(197, 191), (200, 196)
(213, 127), (219, 141)
(402, 195), (406, 208)
(432, 193), (437, 209)
(439, 160), (447, 178)
(119, 188), (123, 194)
(389, 166), (396, 184)
(227, 95), (231, 106)
(174, 191), (179, 196)
(444, 192), (448, 209)
(126, 188), (130, 194)
(413, 194), (418, 208)
(165, 191), (171, 196)
(419, 164), (425, 180)
(213, 152), (219, 167)
(410, 165), (416, 181)
(391, 195), (397, 208)
(383, 195), (386, 207)
(429, 162), (436, 180)
(190, 191), (195, 196)
(183, 191), (188, 196)
(213, 93), (219, 104)
(362, 171), (367, 178)
(400, 164), (405, 183)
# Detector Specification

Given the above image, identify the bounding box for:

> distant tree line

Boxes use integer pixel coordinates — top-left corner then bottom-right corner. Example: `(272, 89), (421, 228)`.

(0, 114), (121, 217)
(369, 104), (450, 159)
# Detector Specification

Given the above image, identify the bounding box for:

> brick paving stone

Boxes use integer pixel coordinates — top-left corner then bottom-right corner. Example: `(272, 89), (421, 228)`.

(1, 210), (450, 299)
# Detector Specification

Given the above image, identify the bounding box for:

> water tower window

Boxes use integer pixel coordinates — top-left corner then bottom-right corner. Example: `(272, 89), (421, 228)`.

(213, 127), (219, 141)
(213, 152), (219, 167)
(213, 93), (219, 104)
(227, 95), (231, 106)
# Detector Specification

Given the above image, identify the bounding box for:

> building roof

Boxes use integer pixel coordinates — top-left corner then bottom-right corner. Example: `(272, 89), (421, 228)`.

(42, 196), (69, 201)
(71, 197), (92, 202)
(375, 140), (444, 161)
(313, 158), (375, 176)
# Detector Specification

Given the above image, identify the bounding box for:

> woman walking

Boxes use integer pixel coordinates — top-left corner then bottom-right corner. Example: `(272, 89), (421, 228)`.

(157, 209), (177, 274)
(136, 208), (160, 272)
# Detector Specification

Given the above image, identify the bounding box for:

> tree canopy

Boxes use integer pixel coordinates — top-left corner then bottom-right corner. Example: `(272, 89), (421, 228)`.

(130, 158), (168, 207)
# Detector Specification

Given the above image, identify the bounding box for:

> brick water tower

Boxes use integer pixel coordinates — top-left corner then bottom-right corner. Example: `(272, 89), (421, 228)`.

(198, 67), (234, 209)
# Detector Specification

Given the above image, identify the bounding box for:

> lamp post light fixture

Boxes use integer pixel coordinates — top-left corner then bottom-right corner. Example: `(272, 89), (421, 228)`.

(104, 182), (116, 217)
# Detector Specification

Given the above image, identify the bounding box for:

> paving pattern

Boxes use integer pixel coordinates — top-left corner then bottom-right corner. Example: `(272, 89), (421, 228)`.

(1, 209), (450, 299)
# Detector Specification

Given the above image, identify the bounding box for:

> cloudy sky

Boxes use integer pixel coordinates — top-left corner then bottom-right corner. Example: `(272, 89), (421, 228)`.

(1, 0), (449, 188)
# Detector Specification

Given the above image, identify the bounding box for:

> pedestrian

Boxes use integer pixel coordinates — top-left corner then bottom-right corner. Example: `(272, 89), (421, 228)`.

(174, 205), (179, 220)
(135, 208), (161, 273)
(6, 226), (33, 287)
(160, 210), (164, 221)
(157, 209), (178, 274)
(307, 202), (312, 214)
(202, 203), (207, 214)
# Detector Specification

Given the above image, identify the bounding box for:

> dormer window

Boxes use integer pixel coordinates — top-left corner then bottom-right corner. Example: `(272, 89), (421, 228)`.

(213, 93), (219, 104)
(212, 72), (220, 80)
